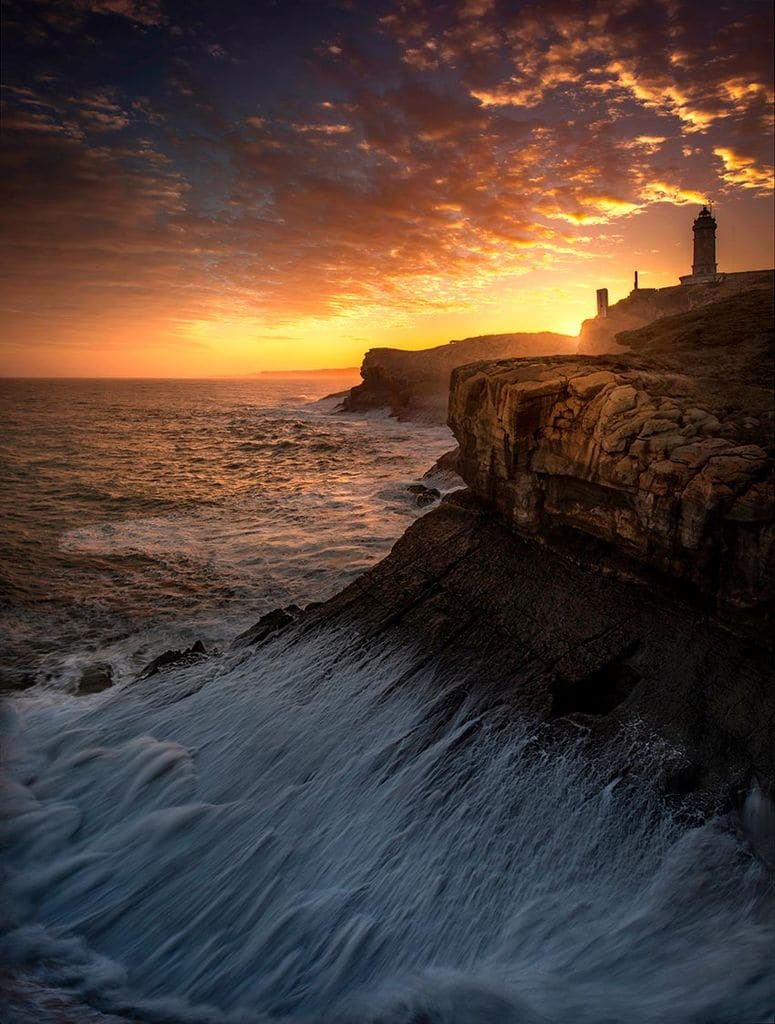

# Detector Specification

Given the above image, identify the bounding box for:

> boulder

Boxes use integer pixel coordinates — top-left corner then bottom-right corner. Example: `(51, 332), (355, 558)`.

(138, 640), (208, 679)
(233, 606), (302, 648)
(423, 446), (460, 477)
(407, 484), (441, 506)
(76, 662), (113, 694)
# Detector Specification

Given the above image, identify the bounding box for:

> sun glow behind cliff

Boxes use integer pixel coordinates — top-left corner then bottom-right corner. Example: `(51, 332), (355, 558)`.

(0, 0), (773, 376)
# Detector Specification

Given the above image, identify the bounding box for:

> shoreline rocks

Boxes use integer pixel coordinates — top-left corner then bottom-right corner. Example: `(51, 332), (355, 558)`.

(234, 605), (303, 648)
(407, 483), (441, 506)
(301, 489), (774, 805)
(138, 639), (208, 679)
(76, 662), (113, 694)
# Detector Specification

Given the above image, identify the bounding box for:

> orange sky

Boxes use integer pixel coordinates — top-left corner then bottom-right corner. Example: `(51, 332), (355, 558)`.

(1, 0), (773, 377)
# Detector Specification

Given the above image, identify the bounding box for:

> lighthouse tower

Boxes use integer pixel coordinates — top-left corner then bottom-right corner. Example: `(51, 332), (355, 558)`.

(680, 206), (719, 285)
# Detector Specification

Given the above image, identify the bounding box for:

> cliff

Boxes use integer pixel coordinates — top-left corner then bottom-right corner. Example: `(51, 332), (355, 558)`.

(340, 331), (577, 422)
(449, 289), (774, 624)
(235, 288), (774, 807)
(579, 269), (774, 354)
(270, 287), (773, 803)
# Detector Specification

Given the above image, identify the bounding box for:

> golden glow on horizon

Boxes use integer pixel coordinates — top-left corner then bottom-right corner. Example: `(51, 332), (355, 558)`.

(0, 266), (674, 377)
(1, 1), (773, 377)
(1, 198), (772, 378)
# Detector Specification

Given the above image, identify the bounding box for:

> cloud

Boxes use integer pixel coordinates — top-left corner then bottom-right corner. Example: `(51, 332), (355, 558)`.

(638, 182), (709, 205)
(63, 0), (163, 26)
(0, 0), (772, 366)
(470, 82), (544, 108)
(714, 147), (775, 194)
(291, 123), (353, 134)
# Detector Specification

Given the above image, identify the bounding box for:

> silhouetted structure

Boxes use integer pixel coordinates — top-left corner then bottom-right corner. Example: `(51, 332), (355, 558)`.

(594, 205), (723, 316)
(680, 206), (718, 284)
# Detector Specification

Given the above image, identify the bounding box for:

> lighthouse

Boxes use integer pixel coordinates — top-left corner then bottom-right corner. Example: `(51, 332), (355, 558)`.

(680, 206), (719, 285)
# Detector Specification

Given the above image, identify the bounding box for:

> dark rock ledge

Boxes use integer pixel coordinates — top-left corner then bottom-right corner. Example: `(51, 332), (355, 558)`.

(296, 489), (773, 806)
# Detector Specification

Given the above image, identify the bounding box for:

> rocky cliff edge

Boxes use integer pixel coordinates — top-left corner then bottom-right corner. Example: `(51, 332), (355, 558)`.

(449, 288), (774, 624)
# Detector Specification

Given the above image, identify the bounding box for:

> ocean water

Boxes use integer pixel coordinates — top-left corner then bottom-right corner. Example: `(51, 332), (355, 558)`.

(1, 377), (773, 1024)
(0, 376), (457, 691)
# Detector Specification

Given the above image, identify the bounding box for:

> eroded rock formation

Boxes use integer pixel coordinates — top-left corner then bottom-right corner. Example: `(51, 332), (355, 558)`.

(449, 289), (774, 622)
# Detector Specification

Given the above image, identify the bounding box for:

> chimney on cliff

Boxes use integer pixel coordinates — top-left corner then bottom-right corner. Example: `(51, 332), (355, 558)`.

(633, 270), (639, 290)
(596, 288), (609, 318)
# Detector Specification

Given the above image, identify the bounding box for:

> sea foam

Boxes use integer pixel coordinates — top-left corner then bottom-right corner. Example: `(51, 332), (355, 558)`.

(2, 626), (773, 1023)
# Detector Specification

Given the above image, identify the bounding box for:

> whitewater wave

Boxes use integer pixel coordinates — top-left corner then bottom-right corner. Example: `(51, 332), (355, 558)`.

(1, 627), (773, 1023)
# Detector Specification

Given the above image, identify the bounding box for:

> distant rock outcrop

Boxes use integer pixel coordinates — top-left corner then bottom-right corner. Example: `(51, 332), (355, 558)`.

(340, 331), (577, 422)
(579, 269), (774, 355)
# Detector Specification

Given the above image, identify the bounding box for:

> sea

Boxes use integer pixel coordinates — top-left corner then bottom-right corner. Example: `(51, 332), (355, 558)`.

(0, 375), (457, 692)
(1, 376), (773, 1024)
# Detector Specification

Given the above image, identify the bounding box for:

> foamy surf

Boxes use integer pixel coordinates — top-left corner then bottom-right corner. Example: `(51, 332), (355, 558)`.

(2, 627), (772, 1023)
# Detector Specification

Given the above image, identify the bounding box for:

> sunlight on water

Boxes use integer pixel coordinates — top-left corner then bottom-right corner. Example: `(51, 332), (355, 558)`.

(2, 628), (773, 1023)
(0, 377), (456, 690)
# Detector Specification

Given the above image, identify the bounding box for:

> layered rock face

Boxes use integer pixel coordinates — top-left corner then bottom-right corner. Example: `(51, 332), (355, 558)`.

(449, 289), (774, 622)
(579, 269), (773, 354)
(341, 331), (576, 422)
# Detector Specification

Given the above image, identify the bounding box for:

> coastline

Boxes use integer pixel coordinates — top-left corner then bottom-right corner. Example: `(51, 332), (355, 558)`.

(280, 285), (774, 805)
(1, 287), (773, 1022)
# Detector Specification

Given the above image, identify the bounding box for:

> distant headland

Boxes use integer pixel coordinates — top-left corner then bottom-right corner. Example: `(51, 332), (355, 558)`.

(249, 368), (360, 377)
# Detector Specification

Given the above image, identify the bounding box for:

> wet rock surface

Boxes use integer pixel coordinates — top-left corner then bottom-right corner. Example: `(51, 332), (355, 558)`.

(138, 639), (208, 679)
(76, 662), (113, 694)
(423, 446), (460, 477)
(408, 483), (441, 506)
(234, 604), (302, 647)
(304, 490), (774, 805)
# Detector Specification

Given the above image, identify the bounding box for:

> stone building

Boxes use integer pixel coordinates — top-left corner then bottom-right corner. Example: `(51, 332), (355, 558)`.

(680, 206), (719, 285)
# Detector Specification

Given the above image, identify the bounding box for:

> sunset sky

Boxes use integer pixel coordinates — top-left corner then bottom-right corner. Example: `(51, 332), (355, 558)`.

(1, 0), (773, 377)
